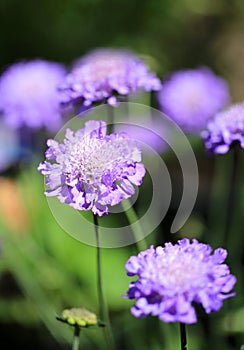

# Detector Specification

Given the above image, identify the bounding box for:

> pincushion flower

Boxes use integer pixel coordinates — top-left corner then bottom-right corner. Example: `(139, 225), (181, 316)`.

(202, 102), (244, 154)
(58, 48), (161, 107)
(0, 60), (66, 131)
(124, 238), (236, 324)
(38, 120), (145, 216)
(158, 67), (230, 132)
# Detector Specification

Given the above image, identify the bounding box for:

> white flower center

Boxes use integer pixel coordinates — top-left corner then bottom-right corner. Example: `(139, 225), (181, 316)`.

(181, 88), (201, 111)
(76, 136), (138, 184)
(87, 58), (125, 81)
(158, 254), (203, 289)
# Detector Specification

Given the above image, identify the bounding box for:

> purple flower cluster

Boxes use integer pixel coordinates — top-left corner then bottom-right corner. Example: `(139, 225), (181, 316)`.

(124, 238), (236, 324)
(158, 67), (230, 132)
(38, 120), (145, 216)
(0, 60), (66, 131)
(59, 48), (161, 107)
(202, 103), (244, 154)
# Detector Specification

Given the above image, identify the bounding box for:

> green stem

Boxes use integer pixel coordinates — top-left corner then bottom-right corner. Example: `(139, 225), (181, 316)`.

(107, 104), (114, 134)
(223, 147), (242, 337)
(120, 199), (148, 252)
(93, 214), (104, 320)
(224, 146), (240, 246)
(208, 146), (241, 249)
(179, 323), (187, 350)
(207, 151), (233, 247)
(93, 214), (116, 350)
(207, 146), (241, 348)
(227, 149), (244, 265)
(72, 327), (80, 350)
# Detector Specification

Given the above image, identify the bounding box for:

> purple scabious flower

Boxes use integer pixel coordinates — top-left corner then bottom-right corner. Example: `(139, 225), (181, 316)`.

(38, 120), (146, 216)
(124, 238), (236, 324)
(158, 67), (230, 132)
(202, 102), (244, 154)
(58, 48), (161, 107)
(0, 60), (66, 131)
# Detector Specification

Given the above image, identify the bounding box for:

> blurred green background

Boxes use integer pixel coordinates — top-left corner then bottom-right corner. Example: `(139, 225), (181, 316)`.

(1, 0), (244, 349)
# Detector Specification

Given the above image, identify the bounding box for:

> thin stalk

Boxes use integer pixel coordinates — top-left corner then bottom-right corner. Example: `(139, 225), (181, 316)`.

(93, 214), (104, 320)
(207, 146), (241, 347)
(72, 327), (80, 350)
(208, 146), (240, 247)
(93, 214), (116, 350)
(226, 148), (244, 264)
(179, 323), (187, 350)
(207, 151), (232, 247)
(107, 104), (114, 134)
(120, 199), (148, 252)
(106, 100), (147, 253)
(224, 146), (240, 245)
(223, 147), (242, 340)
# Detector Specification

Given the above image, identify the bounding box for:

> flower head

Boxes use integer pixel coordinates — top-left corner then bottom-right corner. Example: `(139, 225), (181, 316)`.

(59, 48), (161, 107)
(158, 67), (230, 132)
(202, 102), (244, 154)
(0, 60), (66, 131)
(124, 238), (236, 324)
(57, 307), (98, 327)
(38, 120), (145, 216)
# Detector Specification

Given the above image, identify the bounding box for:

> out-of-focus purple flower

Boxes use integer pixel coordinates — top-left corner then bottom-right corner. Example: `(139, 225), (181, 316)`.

(124, 238), (236, 324)
(38, 120), (145, 216)
(158, 67), (230, 132)
(202, 103), (244, 154)
(58, 48), (161, 107)
(0, 60), (67, 131)
(114, 118), (168, 154)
